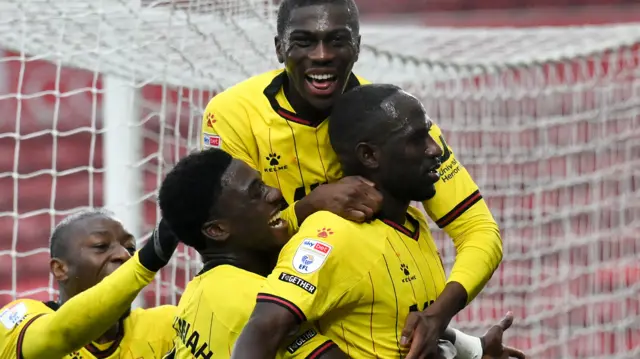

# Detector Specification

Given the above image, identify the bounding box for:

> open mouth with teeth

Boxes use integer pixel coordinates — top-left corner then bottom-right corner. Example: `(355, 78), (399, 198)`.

(268, 211), (286, 228)
(305, 73), (338, 96)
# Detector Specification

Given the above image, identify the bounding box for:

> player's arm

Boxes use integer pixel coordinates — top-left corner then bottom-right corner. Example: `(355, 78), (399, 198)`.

(422, 123), (503, 306)
(232, 212), (361, 359)
(20, 220), (179, 359)
(278, 324), (346, 359)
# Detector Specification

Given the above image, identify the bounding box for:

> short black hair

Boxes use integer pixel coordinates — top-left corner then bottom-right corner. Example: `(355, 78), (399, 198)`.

(158, 148), (233, 251)
(276, 0), (360, 38)
(328, 84), (402, 174)
(50, 208), (114, 259)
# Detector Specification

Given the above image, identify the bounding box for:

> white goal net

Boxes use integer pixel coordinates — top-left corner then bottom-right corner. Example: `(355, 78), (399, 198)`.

(0, 1), (639, 358)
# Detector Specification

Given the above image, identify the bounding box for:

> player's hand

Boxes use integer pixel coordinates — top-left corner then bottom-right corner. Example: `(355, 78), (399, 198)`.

(402, 310), (446, 359)
(299, 176), (382, 223)
(481, 312), (526, 359)
(138, 218), (180, 272)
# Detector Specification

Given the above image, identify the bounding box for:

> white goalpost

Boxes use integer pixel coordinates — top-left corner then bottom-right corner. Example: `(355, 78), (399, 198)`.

(0, 1), (638, 358)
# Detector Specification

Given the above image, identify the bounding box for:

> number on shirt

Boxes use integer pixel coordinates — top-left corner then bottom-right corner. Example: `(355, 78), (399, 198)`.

(409, 300), (435, 313)
(293, 182), (327, 202)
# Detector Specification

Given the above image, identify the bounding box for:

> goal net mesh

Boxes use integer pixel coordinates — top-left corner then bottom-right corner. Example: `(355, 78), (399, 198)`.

(0, 1), (638, 358)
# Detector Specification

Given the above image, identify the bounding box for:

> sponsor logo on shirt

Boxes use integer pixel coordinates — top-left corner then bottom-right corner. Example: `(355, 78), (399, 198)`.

(264, 152), (288, 173)
(279, 272), (316, 294)
(293, 239), (332, 274)
(316, 227), (333, 238)
(0, 302), (28, 329)
(286, 328), (318, 353)
(204, 112), (216, 131)
(202, 133), (221, 148)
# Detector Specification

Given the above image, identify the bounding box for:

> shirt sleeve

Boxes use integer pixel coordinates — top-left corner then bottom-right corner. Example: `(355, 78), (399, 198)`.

(16, 252), (158, 359)
(201, 93), (259, 170)
(0, 299), (52, 359)
(277, 323), (340, 359)
(422, 123), (503, 303)
(258, 211), (366, 324)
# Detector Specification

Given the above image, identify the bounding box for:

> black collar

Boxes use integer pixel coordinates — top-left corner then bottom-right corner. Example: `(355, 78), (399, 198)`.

(262, 71), (361, 128)
(377, 212), (421, 240)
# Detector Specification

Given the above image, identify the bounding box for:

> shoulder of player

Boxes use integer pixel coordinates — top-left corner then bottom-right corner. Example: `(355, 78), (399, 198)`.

(196, 266), (263, 334)
(354, 74), (370, 85)
(207, 69), (283, 110)
(0, 299), (52, 316)
(296, 210), (366, 243)
(0, 299), (52, 332)
(407, 206), (429, 226)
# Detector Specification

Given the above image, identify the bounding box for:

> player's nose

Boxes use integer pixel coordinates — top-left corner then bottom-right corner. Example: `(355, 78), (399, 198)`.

(111, 244), (132, 264)
(425, 134), (443, 158)
(265, 186), (284, 205)
(309, 41), (334, 63)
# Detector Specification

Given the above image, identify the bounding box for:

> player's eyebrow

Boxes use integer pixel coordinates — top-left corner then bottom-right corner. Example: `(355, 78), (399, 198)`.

(290, 28), (351, 36)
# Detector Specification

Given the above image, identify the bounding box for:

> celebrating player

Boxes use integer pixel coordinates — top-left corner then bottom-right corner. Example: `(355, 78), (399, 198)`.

(232, 84), (520, 359)
(201, 0), (503, 350)
(158, 148), (344, 358)
(0, 210), (179, 359)
(158, 148), (524, 359)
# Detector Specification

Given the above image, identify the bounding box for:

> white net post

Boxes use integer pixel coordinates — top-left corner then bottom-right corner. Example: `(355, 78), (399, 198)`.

(102, 75), (144, 308)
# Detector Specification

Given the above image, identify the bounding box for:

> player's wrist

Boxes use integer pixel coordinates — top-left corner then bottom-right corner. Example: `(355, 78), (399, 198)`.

(451, 328), (483, 359)
(294, 195), (320, 224)
(138, 219), (179, 272)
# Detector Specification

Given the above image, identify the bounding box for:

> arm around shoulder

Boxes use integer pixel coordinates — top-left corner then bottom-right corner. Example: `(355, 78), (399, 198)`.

(423, 124), (503, 303)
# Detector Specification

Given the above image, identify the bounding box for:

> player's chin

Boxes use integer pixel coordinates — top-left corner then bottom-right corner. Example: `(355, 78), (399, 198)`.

(413, 183), (437, 201)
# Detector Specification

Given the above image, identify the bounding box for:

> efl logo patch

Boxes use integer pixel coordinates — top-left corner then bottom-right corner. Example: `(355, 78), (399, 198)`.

(0, 302), (27, 329)
(292, 238), (332, 274)
(202, 133), (221, 148)
(279, 272), (316, 294)
(286, 328), (318, 354)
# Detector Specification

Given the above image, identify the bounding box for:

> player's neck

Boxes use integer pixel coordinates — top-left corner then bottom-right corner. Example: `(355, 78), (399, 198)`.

(377, 189), (411, 225)
(283, 76), (330, 122)
(96, 323), (120, 344)
(200, 248), (274, 277)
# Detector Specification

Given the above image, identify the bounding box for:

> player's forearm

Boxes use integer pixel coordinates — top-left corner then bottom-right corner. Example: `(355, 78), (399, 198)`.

(22, 252), (156, 359)
(424, 281), (467, 332)
(448, 220), (502, 303)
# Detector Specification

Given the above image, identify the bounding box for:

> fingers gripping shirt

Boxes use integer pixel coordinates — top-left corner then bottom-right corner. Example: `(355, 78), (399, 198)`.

(260, 209), (447, 358)
(169, 264), (337, 359)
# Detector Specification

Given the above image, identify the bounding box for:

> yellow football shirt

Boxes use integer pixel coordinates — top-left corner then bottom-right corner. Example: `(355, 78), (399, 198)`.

(0, 299), (175, 359)
(259, 208), (447, 358)
(202, 69), (502, 301)
(168, 264), (338, 359)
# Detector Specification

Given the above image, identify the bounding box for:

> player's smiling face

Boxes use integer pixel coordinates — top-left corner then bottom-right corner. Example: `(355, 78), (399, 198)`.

(207, 159), (290, 250)
(276, 3), (360, 111)
(57, 216), (135, 295)
(376, 92), (443, 201)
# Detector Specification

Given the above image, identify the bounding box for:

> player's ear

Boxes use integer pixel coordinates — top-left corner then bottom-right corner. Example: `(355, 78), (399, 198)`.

(353, 35), (361, 62)
(274, 36), (285, 64)
(355, 142), (379, 170)
(201, 220), (230, 242)
(50, 258), (69, 282)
